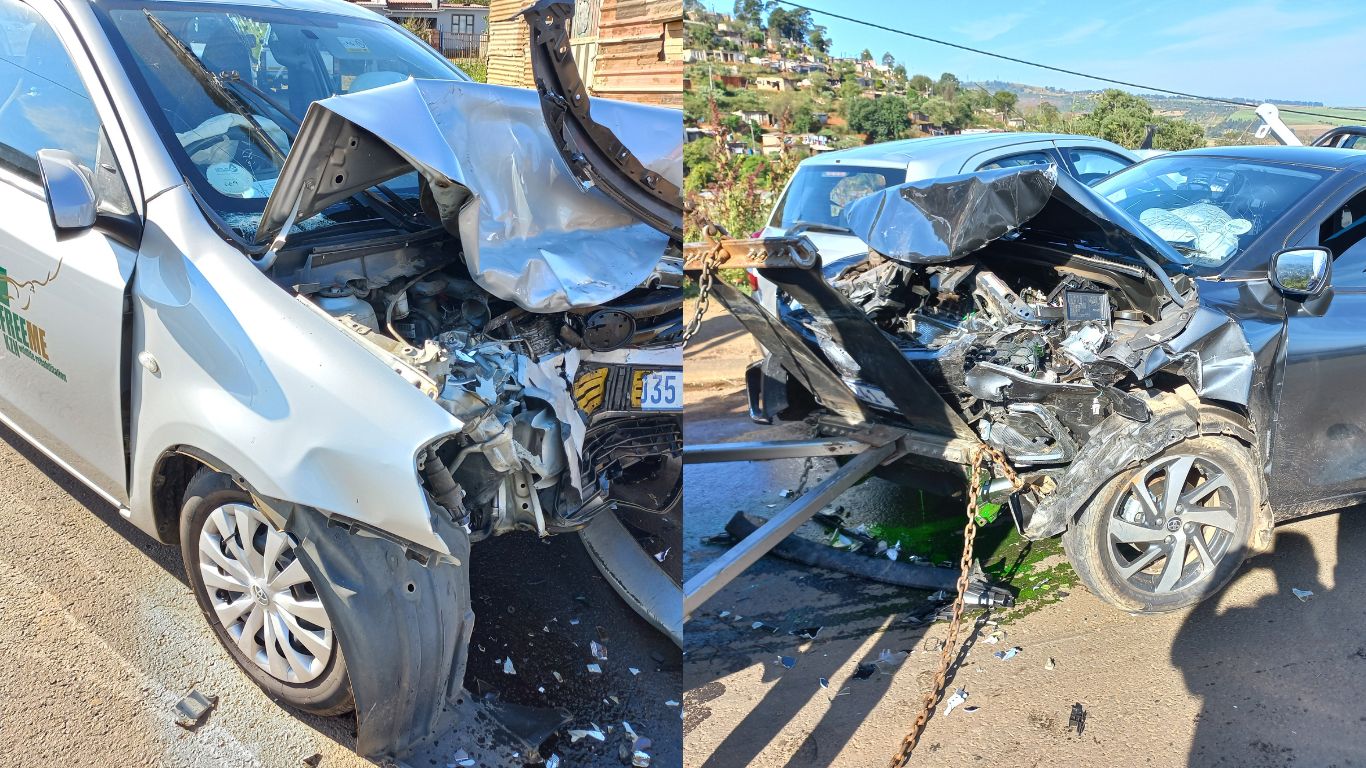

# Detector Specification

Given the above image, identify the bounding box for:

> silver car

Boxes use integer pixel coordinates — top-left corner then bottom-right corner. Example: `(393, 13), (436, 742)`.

(754, 132), (1137, 310)
(0, 0), (681, 760)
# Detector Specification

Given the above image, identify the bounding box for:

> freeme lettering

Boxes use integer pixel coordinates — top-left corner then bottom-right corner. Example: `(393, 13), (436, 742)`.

(0, 266), (66, 382)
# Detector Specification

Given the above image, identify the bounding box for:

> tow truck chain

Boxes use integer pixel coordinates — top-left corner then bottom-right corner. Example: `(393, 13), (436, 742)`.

(682, 223), (729, 346)
(889, 443), (1022, 767)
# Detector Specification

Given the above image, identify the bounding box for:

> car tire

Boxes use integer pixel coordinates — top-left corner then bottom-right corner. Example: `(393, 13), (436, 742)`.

(179, 468), (353, 715)
(1062, 434), (1260, 613)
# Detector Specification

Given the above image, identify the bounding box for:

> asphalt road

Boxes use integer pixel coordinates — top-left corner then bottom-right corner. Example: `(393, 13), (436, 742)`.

(0, 421), (680, 768)
(682, 300), (1366, 767)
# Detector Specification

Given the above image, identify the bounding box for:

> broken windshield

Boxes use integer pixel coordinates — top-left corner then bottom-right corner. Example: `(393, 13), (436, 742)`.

(770, 164), (907, 233)
(97, 0), (467, 240)
(1092, 155), (1328, 270)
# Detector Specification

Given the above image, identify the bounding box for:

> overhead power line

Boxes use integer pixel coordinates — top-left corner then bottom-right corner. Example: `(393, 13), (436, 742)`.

(774, 0), (1355, 123)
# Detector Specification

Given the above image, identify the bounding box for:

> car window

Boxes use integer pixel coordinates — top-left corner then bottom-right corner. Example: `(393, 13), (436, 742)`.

(1318, 189), (1366, 287)
(769, 164), (905, 231)
(1094, 155), (1328, 272)
(99, 1), (466, 240)
(0, 0), (100, 181)
(978, 151), (1053, 172)
(1064, 147), (1131, 183)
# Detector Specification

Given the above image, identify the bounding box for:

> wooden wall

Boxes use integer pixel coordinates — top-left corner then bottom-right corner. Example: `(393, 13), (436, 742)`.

(485, 0), (681, 108)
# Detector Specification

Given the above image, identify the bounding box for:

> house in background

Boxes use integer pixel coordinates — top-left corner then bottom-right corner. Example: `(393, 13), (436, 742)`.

(346, 0), (488, 57)
(487, 0), (682, 107)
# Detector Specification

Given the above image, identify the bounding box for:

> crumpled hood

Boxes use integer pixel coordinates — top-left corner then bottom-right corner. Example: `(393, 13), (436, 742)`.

(844, 165), (1186, 274)
(257, 77), (681, 312)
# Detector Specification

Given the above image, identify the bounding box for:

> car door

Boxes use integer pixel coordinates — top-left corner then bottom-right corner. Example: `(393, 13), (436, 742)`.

(1270, 178), (1366, 506)
(0, 0), (139, 504)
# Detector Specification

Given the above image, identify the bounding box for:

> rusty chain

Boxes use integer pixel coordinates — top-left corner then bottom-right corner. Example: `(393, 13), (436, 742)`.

(889, 443), (1022, 768)
(682, 223), (730, 346)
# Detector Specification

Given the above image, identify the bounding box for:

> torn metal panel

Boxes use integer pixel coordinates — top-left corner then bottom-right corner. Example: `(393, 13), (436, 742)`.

(258, 78), (677, 312)
(522, 0), (684, 241)
(844, 165), (1057, 264)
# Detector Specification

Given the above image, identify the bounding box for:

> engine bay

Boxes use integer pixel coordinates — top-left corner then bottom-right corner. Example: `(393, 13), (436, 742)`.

(286, 235), (683, 542)
(806, 246), (1186, 468)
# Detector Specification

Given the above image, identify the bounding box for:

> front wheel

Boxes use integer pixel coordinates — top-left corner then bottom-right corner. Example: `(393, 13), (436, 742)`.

(1062, 435), (1260, 613)
(180, 469), (353, 715)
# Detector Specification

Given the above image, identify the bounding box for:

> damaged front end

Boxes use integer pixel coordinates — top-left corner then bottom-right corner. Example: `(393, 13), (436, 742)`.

(241, 10), (681, 760)
(700, 166), (1268, 543)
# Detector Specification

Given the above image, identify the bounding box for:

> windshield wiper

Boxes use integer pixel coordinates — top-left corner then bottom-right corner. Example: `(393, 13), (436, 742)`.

(143, 10), (287, 166)
(787, 220), (854, 236)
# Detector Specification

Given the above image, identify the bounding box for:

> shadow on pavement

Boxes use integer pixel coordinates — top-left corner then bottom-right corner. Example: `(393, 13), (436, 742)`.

(1174, 515), (1366, 767)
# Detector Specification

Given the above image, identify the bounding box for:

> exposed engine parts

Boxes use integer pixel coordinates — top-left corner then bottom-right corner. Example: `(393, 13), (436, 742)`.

(826, 253), (1170, 468)
(300, 250), (682, 542)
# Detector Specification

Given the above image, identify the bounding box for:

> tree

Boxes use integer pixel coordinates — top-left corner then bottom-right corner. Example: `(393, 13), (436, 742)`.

(1071, 89), (1206, 149)
(860, 48), (873, 61)
(991, 90), (1018, 125)
(1028, 102), (1063, 132)
(881, 51), (895, 69)
(808, 71), (830, 92)
(848, 95), (911, 143)
(767, 7), (812, 43)
(732, 0), (764, 26)
(935, 72), (960, 100)
(809, 25), (830, 54)
(1154, 119), (1206, 150)
(687, 22), (715, 51)
(892, 63), (907, 82)
(908, 73), (933, 96)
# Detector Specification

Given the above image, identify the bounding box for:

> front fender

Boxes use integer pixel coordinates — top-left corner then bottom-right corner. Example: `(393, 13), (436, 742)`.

(1023, 394), (1262, 541)
(127, 186), (460, 553)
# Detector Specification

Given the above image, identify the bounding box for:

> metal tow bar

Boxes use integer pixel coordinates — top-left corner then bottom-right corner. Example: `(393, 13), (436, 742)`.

(682, 434), (899, 615)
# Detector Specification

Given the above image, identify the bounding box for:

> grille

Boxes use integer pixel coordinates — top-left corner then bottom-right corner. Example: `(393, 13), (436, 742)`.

(581, 416), (683, 479)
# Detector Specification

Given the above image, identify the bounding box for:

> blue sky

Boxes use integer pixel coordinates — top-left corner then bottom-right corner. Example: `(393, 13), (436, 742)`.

(703, 0), (1366, 106)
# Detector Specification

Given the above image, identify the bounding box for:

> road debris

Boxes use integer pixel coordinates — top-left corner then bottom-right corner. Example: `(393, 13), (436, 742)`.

(942, 688), (968, 717)
(567, 724), (606, 743)
(586, 663), (603, 674)
(793, 626), (822, 640)
(503, 658), (517, 675)
(302, 754), (322, 767)
(449, 749), (476, 767)
(1293, 588), (1315, 602)
(994, 646), (1021, 661)
(985, 630), (1005, 645)
(928, 590), (949, 603)
(545, 755), (561, 768)
(173, 689), (217, 731)
(1069, 703), (1087, 736)
(852, 662), (878, 680)
(886, 542), (902, 561)
(664, 700), (680, 707)
(1045, 657), (1056, 671)
(591, 641), (608, 661)
(629, 667), (641, 676)
(551, 671), (563, 683)
(751, 621), (781, 633)
(654, 548), (670, 563)
(962, 706), (980, 714)
(877, 649), (909, 666)
(780, 656), (797, 669)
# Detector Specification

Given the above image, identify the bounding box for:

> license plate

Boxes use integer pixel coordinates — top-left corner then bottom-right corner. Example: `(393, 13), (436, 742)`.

(640, 370), (682, 411)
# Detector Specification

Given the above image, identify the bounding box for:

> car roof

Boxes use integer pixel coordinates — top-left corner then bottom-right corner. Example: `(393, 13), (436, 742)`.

(1160, 144), (1366, 171)
(801, 132), (1125, 167)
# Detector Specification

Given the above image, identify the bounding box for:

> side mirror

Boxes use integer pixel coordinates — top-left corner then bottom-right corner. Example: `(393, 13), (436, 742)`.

(36, 149), (97, 232)
(1270, 247), (1331, 297)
